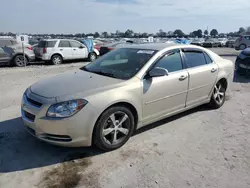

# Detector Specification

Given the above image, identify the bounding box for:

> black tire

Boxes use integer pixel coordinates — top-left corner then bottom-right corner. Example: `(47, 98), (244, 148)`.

(93, 106), (135, 151)
(51, 54), (63, 65)
(14, 55), (28, 67)
(239, 44), (246, 50)
(209, 81), (226, 109)
(88, 52), (97, 62)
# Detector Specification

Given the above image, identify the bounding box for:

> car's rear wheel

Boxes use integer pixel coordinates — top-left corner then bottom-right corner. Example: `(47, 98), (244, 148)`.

(93, 106), (135, 151)
(209, 81), (226, 109)
(239, 44), (246, 50)
(14, 55), (28, 67)
(88, 52), (97, 62)
(51, 54), (62, 65)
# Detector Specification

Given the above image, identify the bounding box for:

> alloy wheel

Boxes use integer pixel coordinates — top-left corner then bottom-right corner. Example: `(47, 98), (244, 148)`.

(90, 53), (96, 61)
(102, 111), (130, 146)
(213, 82), (225, 104)
(53, 56), (62, 65)
(15, 55), (26, 67)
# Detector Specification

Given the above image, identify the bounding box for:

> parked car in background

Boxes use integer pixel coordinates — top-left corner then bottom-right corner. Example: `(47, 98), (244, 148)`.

(191, 38), (205, 46)
(203, 38), (220, 48)
(218, 38), (228, 47)
(22, 43), (234, 151)
(0, 38), (35, 66)
(226, 39), (236, 48)
(234, 35), (250, 50)
(99, 42), (133, 56)
(34, 39), (97, 65)
(235, 47), (250, 74)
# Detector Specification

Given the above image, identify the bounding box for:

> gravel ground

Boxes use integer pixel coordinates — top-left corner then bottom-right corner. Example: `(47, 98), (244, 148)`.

(0, 53), (250, 188)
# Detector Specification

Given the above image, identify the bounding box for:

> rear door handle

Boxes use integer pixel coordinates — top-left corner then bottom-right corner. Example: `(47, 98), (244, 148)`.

(211, 68), (217, 73)
(60, 49), (63, 51)
(73, 49), (76, 51)
(179, 75), (187, 81)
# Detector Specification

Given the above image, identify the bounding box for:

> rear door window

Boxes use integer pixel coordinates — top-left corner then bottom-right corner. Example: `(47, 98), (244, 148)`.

(183, 49), (207, 68)
(59, 40), (71, 48)
(204, 52), (213, 64)
(38, 41), (56, 48)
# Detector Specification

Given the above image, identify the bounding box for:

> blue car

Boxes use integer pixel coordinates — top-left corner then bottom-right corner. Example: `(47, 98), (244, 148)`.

(236, 48), (250, 75)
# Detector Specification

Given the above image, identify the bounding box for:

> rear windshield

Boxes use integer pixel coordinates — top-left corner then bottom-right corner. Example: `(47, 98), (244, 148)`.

(38, 41), (56, 48)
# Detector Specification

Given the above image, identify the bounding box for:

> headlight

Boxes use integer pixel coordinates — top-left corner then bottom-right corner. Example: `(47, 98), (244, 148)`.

(47, 99), (88, 118)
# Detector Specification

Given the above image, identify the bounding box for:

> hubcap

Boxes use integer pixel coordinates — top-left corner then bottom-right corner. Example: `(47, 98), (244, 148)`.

(53, 57), (61, 64)
(102, 112), (130, 145)
(213, 83), (224, 104)
(240, 45), (246, 50)
(90, 54), (96, 61)
(16, 56), (25, 66)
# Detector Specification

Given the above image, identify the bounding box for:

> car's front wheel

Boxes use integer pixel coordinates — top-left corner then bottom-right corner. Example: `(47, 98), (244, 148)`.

(93, 106), (135, 151)
(209, 81), (226, 109)
(88, 52), (97, 62)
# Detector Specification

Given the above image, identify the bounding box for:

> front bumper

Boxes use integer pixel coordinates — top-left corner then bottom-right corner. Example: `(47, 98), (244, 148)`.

(21, 90), (97, 147)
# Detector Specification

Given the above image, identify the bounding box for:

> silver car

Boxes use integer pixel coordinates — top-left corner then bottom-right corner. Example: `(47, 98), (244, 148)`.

(21, 43), (234, 151)
(0, 38), (35, 66)
(234, 35), (250, 50)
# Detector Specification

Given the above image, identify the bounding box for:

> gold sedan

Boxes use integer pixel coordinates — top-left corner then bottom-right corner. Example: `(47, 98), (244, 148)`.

(21, 43), (234, 151)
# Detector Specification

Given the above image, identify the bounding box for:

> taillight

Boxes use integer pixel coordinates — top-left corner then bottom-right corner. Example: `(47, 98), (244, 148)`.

(26, 46), (33, 50)
(108, 47), (114, 50)
(43, 48), (47, 54)
(239, 36), (243, 41)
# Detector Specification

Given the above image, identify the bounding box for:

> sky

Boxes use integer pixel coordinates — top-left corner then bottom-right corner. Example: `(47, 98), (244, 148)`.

(1, 0), (250, 34)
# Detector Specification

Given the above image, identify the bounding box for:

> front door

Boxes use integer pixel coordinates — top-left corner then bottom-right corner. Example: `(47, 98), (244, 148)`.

(142, 49), (189, 123)
(182, 48), (218, 106)
(70, 40), (88, 59)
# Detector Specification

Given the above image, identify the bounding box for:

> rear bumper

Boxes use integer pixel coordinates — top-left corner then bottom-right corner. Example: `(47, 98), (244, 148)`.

(28, 54), (36, 62)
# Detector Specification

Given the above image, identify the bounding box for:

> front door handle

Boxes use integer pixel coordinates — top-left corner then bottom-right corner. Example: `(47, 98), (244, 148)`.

(211, 68), (217, 73)
(179, 75), (187, 81)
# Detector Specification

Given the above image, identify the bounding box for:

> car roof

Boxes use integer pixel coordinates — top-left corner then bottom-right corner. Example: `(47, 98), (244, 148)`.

(125, 43), (183, 50)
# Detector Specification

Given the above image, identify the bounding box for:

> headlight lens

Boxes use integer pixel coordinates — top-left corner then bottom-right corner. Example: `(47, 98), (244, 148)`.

(47, 99), (88, 118)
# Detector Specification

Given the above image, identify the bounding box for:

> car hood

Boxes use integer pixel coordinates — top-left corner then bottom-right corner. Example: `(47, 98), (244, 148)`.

(30, 70), (124, 98)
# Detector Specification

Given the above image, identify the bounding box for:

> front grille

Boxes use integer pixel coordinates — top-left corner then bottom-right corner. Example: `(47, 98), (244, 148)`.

(26, 96), (42, 107)
(24, 110), (36, 122)
(41, 133), (72, 142)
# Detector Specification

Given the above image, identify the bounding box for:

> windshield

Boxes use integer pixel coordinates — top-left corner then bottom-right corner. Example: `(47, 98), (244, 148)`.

(81, 48), (157, 80)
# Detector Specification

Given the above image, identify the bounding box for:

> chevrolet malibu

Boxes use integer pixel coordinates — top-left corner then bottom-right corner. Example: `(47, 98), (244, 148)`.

(21, 43), (234, 151)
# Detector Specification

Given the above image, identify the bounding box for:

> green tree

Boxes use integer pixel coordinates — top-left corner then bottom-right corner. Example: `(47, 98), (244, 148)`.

(210, 29), (218, 37)
(125, 29), (134, 38)
(204, 30), (208, 35)
(94, 32), (100, 38)
(102, 32), (109, 38)
(238, 27), (246, 34)
(173, 29), (185, 37)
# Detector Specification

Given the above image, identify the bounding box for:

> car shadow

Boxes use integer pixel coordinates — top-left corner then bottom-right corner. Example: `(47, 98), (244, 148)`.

(0, 104), (214, 173)
(134, 105), (212, 136)
(0, 117), (103, 173)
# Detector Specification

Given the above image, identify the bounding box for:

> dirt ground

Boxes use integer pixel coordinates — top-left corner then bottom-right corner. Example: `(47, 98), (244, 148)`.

(0, 52), (250, 188)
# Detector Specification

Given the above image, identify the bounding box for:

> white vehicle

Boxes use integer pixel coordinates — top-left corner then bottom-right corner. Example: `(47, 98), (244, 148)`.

(35, 39), (98, 65)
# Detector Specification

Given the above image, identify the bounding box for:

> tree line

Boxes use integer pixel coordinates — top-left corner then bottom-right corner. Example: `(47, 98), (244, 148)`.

(1, 26), (249, 38)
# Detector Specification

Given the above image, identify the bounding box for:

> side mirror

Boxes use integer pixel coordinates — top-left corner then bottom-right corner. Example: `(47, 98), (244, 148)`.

(148, 67), (168, 78)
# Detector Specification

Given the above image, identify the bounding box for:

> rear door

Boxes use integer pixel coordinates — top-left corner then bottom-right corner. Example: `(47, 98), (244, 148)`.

(58, 40), (73, 59)
(244, 36), (250, 47)
(182, 48), (218, 107)
(69, 40), (88, 59)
